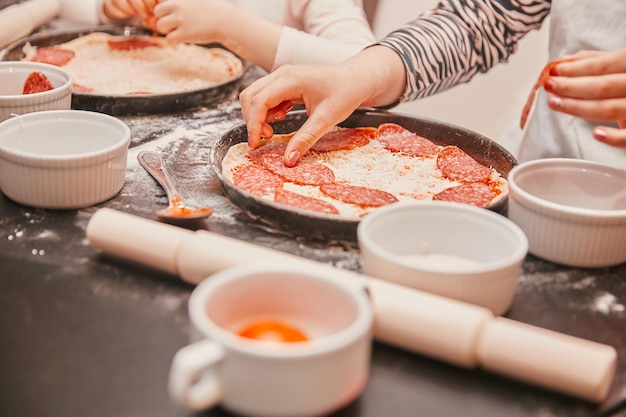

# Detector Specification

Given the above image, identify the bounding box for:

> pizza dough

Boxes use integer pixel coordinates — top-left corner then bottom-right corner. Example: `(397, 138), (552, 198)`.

(222, 124), (509, 219)
(22, 32), (244, 96)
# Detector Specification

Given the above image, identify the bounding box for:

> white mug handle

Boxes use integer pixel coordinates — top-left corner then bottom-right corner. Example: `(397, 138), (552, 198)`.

(168, 339), (226, 411)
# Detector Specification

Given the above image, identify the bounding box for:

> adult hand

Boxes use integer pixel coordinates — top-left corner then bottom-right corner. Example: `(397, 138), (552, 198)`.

(547, 48), (626, 147)
(239, 46), (407, 166)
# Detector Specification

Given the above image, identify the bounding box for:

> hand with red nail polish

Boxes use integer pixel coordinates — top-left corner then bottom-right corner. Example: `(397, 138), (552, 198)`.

(544, 47), (626, 147)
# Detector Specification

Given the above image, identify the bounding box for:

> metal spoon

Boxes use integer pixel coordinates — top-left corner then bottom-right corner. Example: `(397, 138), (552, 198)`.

(137, 150), (213, 221)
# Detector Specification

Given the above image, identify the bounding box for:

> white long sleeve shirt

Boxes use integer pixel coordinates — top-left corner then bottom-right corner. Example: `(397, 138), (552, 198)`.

(58, 0), (376, 70)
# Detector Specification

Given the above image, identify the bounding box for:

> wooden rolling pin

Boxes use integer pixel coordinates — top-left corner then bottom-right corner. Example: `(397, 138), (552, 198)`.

(86, 208), (617, 403)
(0, 0), (60, 50)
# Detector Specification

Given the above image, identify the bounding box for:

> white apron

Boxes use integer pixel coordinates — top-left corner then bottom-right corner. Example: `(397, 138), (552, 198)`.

(518, 0), (626, 169)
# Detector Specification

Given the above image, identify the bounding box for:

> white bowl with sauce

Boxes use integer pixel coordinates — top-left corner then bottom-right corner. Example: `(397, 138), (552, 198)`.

(0, 109), (130, 209)
(507, 158), (626, 268)
(357, 201), (528, 315)
(0, 61), (72, 122)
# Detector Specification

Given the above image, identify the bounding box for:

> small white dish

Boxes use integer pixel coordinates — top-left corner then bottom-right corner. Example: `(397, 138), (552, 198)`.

(169, 265), (373, 416)
(507, 158), (626, 268)
(0, 109), (131, 209)
(0, 61), (73, 122)
(357, 201), (528, 315)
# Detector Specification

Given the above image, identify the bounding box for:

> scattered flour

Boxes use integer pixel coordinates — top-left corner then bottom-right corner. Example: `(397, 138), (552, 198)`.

(593, 292), (625, 315)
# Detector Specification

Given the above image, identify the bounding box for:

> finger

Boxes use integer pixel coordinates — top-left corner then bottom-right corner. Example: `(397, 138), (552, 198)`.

(555, 49), (626, 77)
(283, 114), (339, 167)
(245, 101), (292, 149)
(593, 125), (626, 148)
(106, 0), (135, 18)
(153, 1), (172, 18)
(239, 70), (287, 120)
(239, 89), (270, 149)
(548, 95), (626, 123)
(239, 73), (279, 121)
(240, 73), (299, 149)
(246, 120), (275, 149)
(546, 74), (626, 100)
(156, 15), (179, 35)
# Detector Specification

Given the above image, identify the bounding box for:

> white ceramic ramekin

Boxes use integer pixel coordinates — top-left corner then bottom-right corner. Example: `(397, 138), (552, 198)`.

(357, 201), (528, 315)
(0, 61), (73, 122)
(0, 110), (131, 209)
(507, 158), (626, 268)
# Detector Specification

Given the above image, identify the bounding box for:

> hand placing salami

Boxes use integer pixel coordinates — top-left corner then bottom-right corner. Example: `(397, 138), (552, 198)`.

(222, 123), (508, 218)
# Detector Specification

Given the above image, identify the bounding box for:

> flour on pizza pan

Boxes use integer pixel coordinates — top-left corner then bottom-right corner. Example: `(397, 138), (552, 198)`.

(222, 132), (508, 219)
(23, 32), (243, 96)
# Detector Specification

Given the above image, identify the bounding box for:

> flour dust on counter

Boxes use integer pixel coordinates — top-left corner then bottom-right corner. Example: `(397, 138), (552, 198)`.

(516, 262), (626, 316)
(117, 101), (243, 220)
(2, 209), (60, 259)
(592, 293), (625, 315)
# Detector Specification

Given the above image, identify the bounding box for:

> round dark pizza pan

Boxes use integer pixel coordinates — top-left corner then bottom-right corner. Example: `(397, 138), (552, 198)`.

(209, 109), (517, 242)
(1, 25), (248, 116)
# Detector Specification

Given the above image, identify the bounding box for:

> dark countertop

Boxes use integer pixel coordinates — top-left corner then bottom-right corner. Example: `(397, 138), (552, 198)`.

(1, 65), (626, 417)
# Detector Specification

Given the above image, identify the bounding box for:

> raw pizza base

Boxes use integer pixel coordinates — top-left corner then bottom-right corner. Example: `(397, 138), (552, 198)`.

(222, 128), (508, 219)
(22, 32), (244, 96)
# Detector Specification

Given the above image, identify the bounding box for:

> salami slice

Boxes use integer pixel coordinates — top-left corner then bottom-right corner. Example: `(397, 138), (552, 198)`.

(432, 182), (493, 208)
(30, 46), (75, 66)
(22, 72), (54, 94)
(247, 141), (288, 164)
(275, 189), (339, 215)
(261, 154), (335, 185)
(107, 37), (161, 51)
(232, 164), (284, 196)
(310, 127), (376, 152)
(320, 184), (398, 207)
(436, 146), (492, 183)
(520, 56), (578, 129)
(377, 123), (441, 157)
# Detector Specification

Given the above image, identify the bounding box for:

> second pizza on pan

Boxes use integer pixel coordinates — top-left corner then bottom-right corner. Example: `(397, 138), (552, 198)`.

(21, 32), (244, 96)
(222, 123), (509, 219)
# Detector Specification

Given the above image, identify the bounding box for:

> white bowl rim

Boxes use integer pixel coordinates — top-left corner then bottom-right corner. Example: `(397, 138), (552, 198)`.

(509, 158), (626, 218)
(189, 265), (373, 357)
(0, 110), (131, 163)
(357, 201), (529, 275)
(0, 61), (73, 101)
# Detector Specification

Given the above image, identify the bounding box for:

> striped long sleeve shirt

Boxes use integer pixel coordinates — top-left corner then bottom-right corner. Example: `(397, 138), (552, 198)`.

(377, 0), (551, 102)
